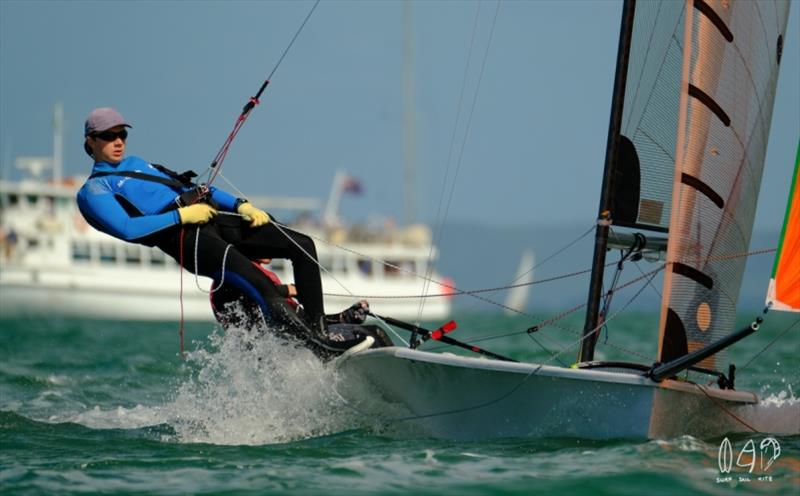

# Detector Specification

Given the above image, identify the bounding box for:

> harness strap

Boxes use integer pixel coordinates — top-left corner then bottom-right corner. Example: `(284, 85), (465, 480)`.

(89, 170), (187, 189)
(89, 163), (198, 188)
(89, 164), (211, 209)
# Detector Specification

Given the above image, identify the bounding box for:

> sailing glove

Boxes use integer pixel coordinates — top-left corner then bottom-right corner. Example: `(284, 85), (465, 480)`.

(237, 202), (270, 227)
(177, 203), (217, 225)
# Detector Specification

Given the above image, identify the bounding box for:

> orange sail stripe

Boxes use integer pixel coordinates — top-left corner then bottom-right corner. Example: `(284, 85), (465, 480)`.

(770, 149), (800, 311)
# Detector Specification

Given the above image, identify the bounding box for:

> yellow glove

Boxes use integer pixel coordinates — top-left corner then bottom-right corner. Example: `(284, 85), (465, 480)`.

(177, 203), (217, 225)
(237, 202), (270, 227)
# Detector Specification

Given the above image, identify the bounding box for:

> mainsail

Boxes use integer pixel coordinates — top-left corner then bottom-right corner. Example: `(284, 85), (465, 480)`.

(766, 146), (800, 312)
(614, 1), (686, 232)
(657, 0), (791, 370)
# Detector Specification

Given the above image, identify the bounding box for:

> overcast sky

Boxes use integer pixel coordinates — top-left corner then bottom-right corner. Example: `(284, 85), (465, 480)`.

(1, 0), (797, 230)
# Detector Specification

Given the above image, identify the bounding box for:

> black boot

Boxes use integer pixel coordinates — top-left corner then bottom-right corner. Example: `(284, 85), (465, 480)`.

(325, 300), (370, 325)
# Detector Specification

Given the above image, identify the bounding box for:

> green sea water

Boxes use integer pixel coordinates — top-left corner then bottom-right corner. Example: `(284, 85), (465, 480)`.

(1, 312), (798, 495)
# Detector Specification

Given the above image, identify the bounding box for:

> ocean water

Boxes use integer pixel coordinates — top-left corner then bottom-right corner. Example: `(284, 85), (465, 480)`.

(1, 312), (798, 495)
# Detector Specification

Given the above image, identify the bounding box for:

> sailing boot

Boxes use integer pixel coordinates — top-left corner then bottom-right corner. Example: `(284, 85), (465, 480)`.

(308, 315), (375, 360)
(265, 298), (369, 360)
(325, 300), (370, 326)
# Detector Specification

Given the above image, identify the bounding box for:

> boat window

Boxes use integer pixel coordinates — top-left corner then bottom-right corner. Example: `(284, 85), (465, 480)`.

(26, 194), (38, 206)
(27, 238), (39, 249)
(99, 244), (117, 264)
(150, 250), (166, 266)
(357, 259), (372, 275)
(8, 194), (18, 206)
(71, 241), (91, 262)
(318, 256), (333, 272)
(124, 245), (142, 264)
(332, 256), (348, 275)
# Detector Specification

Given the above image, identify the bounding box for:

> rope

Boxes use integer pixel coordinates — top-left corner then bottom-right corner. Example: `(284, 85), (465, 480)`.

(322, 267), (595, 299)
(692, 383), (758, 433)
(269, 220), (408, 346)
(271, 221), (354, 296)
(178, 228), (187, 358)
(192, 221), (233, 294)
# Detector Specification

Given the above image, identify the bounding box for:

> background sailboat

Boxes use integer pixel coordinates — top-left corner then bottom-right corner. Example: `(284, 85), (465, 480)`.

(503, 249), (534, 314)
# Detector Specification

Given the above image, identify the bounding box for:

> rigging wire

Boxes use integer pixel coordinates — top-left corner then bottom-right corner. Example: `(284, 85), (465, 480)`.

(172, 1), (320, 354)
(199, 0), (321, 188)
(270, 220), (409, 346)
(738, 316), (800, 372)
(454, 224), (596, 317)
(418, 0), (503, 322)
(417, 1), (482, 320)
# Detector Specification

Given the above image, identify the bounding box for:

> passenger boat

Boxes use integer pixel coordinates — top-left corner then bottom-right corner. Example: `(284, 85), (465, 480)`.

(0, 111), (453, 321)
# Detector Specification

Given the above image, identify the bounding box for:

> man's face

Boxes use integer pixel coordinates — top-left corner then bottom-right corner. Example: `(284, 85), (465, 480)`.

(87, 125), (127, 163)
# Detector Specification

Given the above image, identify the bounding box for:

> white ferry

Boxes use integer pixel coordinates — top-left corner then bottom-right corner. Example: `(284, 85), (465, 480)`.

(0, 108), (453, 321)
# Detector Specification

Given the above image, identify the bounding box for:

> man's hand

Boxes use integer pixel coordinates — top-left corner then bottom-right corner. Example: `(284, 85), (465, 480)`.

(177, 203), (217, 225)
(237, 202), (270, 227)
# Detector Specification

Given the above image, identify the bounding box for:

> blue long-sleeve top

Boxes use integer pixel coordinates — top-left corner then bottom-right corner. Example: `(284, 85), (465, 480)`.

(76, 156), (238, 243)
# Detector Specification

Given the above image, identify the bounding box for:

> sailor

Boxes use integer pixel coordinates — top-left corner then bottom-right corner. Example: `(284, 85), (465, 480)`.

(76, 107), (369, 355)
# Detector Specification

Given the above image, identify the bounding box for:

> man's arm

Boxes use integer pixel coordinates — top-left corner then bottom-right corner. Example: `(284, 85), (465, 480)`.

(77, 185), (180, 241)
(208, 186), (238, 211)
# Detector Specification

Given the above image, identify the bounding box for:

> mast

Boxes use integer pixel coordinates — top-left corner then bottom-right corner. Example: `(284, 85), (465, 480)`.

(53, 102), (63, 182)
(402, 0), (416, 225)
(578, 0), (636, 363)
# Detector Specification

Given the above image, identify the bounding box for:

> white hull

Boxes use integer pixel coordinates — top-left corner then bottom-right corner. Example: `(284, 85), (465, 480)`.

(0, 266), (451, 321)
(0, 176), (452, 322)
(336, 347), (777, 440)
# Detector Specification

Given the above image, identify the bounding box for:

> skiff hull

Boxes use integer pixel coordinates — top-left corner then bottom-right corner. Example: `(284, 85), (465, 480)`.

(337, 347), (764, 440)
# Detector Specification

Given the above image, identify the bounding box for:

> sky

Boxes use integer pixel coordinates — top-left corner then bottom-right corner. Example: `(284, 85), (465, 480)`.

(1, 0), (798, 230)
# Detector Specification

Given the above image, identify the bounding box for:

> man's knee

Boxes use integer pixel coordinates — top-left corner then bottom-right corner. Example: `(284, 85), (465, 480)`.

(293, 234), (317, 257)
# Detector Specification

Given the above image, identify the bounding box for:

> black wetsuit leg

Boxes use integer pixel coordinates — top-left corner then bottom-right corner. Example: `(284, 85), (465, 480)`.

(156, 224), (289, 317)
(234, 223), (325, 325)
(156, 221), (325, 328)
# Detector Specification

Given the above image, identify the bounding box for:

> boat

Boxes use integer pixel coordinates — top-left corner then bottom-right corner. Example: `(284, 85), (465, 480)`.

(0, 108), (453, 322)
(336, 0), (798, 440)
(504, 249), (534, 314)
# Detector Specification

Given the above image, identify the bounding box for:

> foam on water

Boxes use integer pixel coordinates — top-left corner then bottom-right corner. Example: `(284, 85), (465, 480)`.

(57, 317), (382, 445)
(164, 325), (365, 445)
(739, 389), (800, 436)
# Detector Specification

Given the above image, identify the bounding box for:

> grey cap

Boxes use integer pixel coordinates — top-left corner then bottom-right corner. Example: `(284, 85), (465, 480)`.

(84, 107), (132, 136)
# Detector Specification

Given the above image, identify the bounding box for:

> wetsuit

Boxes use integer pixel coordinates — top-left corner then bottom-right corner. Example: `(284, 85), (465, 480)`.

(76, 156), (326, 329)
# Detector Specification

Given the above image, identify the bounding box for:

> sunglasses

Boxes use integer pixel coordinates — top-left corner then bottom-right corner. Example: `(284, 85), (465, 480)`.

(92, 129), (128, 142)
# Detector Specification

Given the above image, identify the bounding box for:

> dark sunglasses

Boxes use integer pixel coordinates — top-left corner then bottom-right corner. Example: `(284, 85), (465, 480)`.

(92, 129), (128, 142)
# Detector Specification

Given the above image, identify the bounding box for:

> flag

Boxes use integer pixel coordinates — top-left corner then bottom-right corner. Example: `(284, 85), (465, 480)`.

(343, 175), (363, 194)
